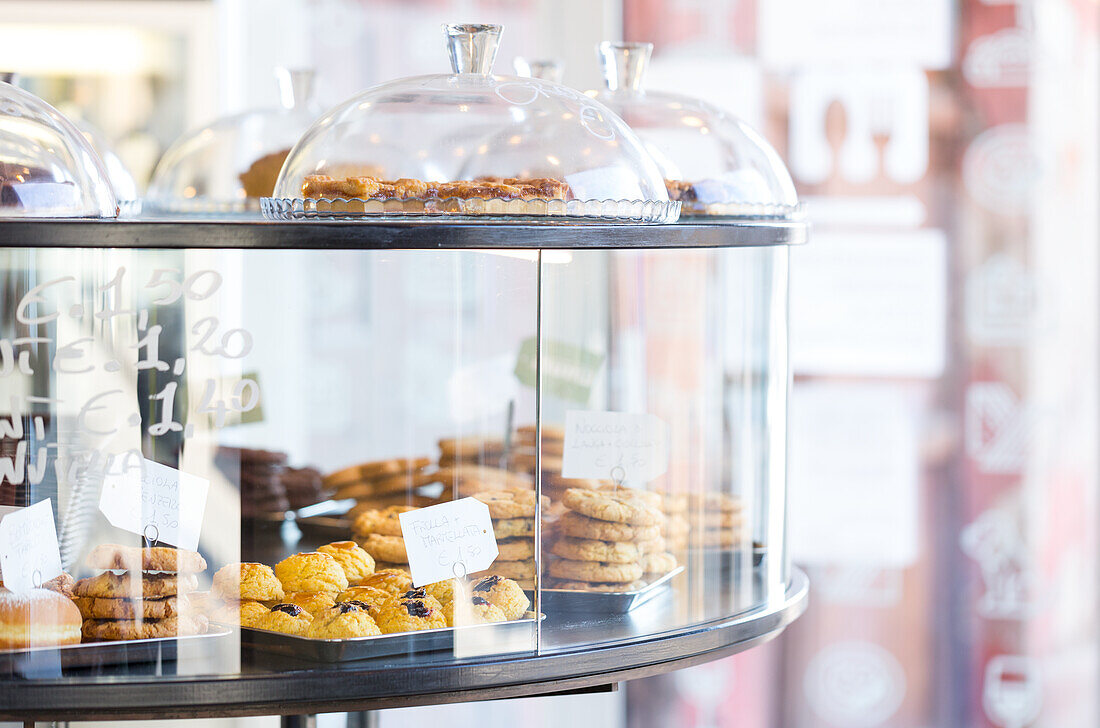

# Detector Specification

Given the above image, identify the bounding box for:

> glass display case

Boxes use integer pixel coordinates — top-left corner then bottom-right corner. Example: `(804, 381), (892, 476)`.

(0, 23), (807, 722)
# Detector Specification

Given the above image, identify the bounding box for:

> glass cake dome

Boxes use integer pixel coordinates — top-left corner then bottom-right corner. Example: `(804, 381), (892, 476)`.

(267, 24), (677, 222)
(0, 78), (117, 218)
(593, 42), (799, 219)
(146, 68), (320, 214)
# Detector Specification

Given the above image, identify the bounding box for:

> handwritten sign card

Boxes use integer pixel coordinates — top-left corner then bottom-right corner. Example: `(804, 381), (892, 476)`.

(0, 500), (63, 593)
(99, 457), (209, 551)
(400, 499), (499, 587)
(561, 410), (670, 483)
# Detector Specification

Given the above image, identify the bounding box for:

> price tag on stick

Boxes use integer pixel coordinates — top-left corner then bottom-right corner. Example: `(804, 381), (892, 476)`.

(99, 457), (209, 551)
(400, 498), (499, 587)
(0, 500), (64, 594)
(561, 410), (670, 483)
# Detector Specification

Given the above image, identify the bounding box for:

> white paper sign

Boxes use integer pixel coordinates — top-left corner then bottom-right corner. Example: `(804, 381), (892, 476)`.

(0, 500), (63, 593)
(561, 410), (669, 483)
(99, 457), (209, 551)
(400, 498), (498, 587)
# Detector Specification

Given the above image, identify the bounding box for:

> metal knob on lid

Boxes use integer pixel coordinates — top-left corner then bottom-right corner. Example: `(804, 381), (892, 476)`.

(275, 68), (315, 110)
(444, 23), (502, 75)
(597, 41), (652, 93)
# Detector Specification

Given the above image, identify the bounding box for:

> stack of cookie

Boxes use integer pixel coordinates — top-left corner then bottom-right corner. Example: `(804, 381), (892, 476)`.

(351, 505), (415, 569)
(546, 487), (678, 591)
(662, 492), (689, 551)
(324, 457), (438, 519)
(687, 493), (744, 548)
(73, 544), (209, 641)
(281, 466), (327, 510)
(469, 489), (545, 589)
(436, 463), (532, 498)
(216, 447), (290, 518)
(509, 424), (565, 480)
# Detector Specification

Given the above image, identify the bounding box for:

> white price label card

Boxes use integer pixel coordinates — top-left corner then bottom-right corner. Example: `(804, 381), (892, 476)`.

(0, 499), (63, 593)
(400, 498), (499, 587)
(561, 410), (670, 483)
(99, 457), (209, 551)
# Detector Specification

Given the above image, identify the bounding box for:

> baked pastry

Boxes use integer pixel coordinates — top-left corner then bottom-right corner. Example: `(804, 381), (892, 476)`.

(0, 588), (82, 648)
(374, 592), (446, 633)
(212, 562), (284, 602)
(549, 579), (646, 592)
(188, 591), (219, 618)
(335, 586), (391, 614)
(561, 488), (661, 526)
(277, 591), (337, 618)
(547, 559), (643, 584)
(423, 578), (459, 606)
(470, 575), (529, 620)
(81, 614), (209, 641)
(307, 601), (382, 639)
(442, 595), (506, 627)
(281, 466), (327, 510)
(642, 552), (677, 575)
(324, 458), (433, 489)
(211, 599), (268, 627)
(496, 538), (535, 561)
(254, 603), (314, 636)
(358, 568), (413, 596)
(358, 533), (408, 564)
(352, 505), (417, 538)
(492, 518), (535, 539)
(438, 436), (505, 458)
(73, 571), (197, 599)
(317, 541), (376, 585)
(86, 544), (207, 573)
(301, 175), (570, 202)
(274, 552), (348, 595)
(551, 537), (642, 564)
(239, 148), (290, 198)
(470, 489), (547, 519)
(557, 511), (660, 542)
(477, 560), (535, 581)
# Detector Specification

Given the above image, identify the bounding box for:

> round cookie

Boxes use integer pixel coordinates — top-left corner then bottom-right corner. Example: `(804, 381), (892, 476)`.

(557, 511), (661, 542)
(470, 575), (530, 620)
(551, 537), (642, 564)
(480, 560), (535, 581)
(424, 578), (460, 606)
(324, 457), (431, 489)
(636, 537), (667, 554)
(254, 603), (314, 635)
(72, 595), (184, 621)
(274, 552), (349, 595)
(188, 591), (219, 618)
(85, 544), (207, 573)
(548, 559), (643, 584)
(642, 552), (678, 575)
(593, 485), (662, 510)
(213, 562), (284, 602)
(686, 492), (742, 512)
(443, 595), (506, 627)
(358, 569), (413, 596)
(496, 538), (535, 561)
(81, 614), (208, 641)
(515, 424), (565, 440)
(307, 601), (382, 638)
(359, 533), (408, 564)
(492, 518), (535, 539)
(317, 541), (376, 584)
(438, 436), (504, 458)
(73, 571), (197, 599)
(470, 489), (547, 519)
(562, 488), (661, 526)
(374, 593), (447, 633)
(277, 591), (337, 618)
(336, 586), (391, 616)
(352, 505), (417, 538)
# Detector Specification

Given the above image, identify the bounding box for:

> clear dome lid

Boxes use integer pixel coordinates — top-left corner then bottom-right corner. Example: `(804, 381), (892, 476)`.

(146, 68), (319, 213)
(266, 24), (677, 222)
(74, 118), (140, 216)
(593, 42), (800, 219)
(0, 78), (117, 218)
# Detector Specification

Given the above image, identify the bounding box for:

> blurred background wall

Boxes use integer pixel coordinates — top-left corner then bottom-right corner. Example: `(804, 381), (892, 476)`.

(3, 0), (1094, 726)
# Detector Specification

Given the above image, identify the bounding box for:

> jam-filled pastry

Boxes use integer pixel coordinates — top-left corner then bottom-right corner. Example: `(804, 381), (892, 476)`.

(443, 595), (507, 627)
(358, 568), (413, 596)
(374, 591), (447, 633)
(254, 603), (314, 636)
(307, 600), (382, 639)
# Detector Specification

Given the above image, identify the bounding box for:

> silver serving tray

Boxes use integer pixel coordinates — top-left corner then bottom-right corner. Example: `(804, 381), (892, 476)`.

(238, 614), (540, 662)
(0, 626), (232, 675)
(539, 566), (684, 613)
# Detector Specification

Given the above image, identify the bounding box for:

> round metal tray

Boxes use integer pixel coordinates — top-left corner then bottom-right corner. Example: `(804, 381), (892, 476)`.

(0, 217), (807, 249)
(0, 569), (807, 720)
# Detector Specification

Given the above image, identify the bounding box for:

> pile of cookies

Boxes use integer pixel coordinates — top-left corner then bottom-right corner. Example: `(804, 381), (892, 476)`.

(72, 544), (209, 641)
(467, 489), (545, 589)
(324, 457), (439, 520)
(686, 493), (744, 548)
(547, 487), (678, 592)
(205, 541), (530, 638)
(282, 466), (326, 510)
(218, 447), (289, 517)
(351, 505), (415, 569)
